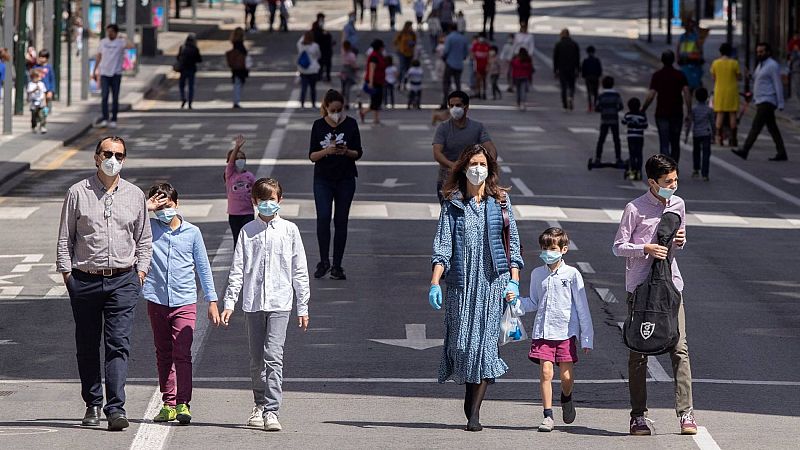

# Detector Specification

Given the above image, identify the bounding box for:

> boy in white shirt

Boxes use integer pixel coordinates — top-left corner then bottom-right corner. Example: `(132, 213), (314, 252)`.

(508, 227), (593, 432)
(221, 177), (310, 432)
(27, 69), (47, 133)
(406, 59), (424, 109)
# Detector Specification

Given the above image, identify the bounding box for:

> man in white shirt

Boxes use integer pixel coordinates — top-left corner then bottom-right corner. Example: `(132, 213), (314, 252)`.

(93, 24), (133, 129)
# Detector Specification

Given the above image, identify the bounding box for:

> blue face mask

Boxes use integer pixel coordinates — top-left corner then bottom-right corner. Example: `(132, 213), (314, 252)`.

(155, 208), (177, 224)
(257, 200), (281, 216)
(539, 250), (563, 265)
(657, 185), (677, 200)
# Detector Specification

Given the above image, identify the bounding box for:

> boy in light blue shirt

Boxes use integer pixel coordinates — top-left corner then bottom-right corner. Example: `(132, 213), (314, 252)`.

(143, 183), (219, 425)
(509, 227), (593, 432)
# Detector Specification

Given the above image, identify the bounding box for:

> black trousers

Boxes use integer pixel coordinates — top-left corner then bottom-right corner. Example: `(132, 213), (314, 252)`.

(742, 102), (787, 158)
(693, 136), (712, 177)
(596, 123), (621, 160)
(229, 214), (254, 246)
(628, 137), (644, 174)
(559, 72), (576, 108)
(314, 176), (356, 267)
(442, 65), (462, 107)
(656, 115), (684, 162)
(482, 9), (495, 40)
(68, 269), (141, 415)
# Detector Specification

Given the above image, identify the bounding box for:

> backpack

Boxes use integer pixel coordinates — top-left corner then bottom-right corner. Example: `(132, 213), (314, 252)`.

(623, 211), (682, 356)
(226, 49), (246, 71)
(297, 50), (311, 69)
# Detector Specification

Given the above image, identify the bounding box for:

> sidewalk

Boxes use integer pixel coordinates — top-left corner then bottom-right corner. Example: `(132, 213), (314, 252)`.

(0, 8), (236, 189)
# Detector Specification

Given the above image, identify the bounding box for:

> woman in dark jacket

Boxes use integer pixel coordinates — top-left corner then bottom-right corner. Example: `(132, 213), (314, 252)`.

(226, 27), (249, 109)
(177, 34), (202, 109)
(308, 89), (363, 280)
(429, 144), (523, 432)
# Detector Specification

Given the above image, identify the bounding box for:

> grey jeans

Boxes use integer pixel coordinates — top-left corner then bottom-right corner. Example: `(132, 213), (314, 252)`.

(245, 310), (290, 414)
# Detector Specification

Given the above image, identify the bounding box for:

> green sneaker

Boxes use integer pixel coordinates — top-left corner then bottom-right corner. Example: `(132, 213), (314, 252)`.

(176, 403), (192, 425)
(153, 404), (176, 422)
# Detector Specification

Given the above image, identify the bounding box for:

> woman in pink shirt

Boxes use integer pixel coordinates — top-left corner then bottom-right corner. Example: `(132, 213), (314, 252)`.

(224, 135), (256, 245)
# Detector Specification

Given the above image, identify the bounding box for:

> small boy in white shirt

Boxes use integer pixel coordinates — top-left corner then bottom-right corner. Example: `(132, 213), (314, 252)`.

(27, 69), (47, 134)
(406, 59), (424, 109)
(508, 227), (593, 433)
(221, 177), (310, 432)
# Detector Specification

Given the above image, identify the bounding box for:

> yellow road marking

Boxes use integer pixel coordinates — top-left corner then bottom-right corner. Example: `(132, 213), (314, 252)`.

(44, 149), (80, 171)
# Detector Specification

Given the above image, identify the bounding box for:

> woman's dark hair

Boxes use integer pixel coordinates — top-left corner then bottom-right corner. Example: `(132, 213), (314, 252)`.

(586, 45), (595, 54)
(661, 49), (675, 66)
(371, 39), (384, 51)
(539, 227), (569, 249)
(645, 154), (679, 181)
(442, 144), (507, 202)
(148, 183), (179, 204)
(303, 31), (314, 45)
(694, 87), (709, 102)
(719, 42), (732, 56)
(627, 97), (641, 112)
(252, 177), (283, 202)
(516, 48), (531, 63)
(321, 89), (344, 116)
(343, 40), (352, 51)
(230, 27), (244, 44)
(95, 136), (127, 156)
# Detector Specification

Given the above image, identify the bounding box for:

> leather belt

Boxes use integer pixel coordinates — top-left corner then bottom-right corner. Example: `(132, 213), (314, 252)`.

(78, 267), (134, 277)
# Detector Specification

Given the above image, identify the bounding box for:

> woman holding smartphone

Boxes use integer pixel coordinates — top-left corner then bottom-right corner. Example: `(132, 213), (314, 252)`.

(309, 89), (364, 280)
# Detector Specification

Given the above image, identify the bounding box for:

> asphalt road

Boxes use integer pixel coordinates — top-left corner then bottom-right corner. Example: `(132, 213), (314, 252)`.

(0, 1), (799, 449)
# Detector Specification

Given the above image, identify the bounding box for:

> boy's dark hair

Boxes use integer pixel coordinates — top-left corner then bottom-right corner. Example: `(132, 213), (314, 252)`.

(694, 87), (709, 102)
(539, 227), (570, 249)
(370, 39), (384, 51)
(490, 45), (499, 52)
(447, 90), (470, 106)
(38, 49), (50, 58)
(411, 59), (421, 67)
(107, 24), (119, 33)
(385, 55), (394, 65)
(252, 177), (283, 202)
(628, 97), (641, 112)
(645, 154), (679, 180)
(587, 45), (595, 54)
(147, 183), (179, 204)
(719, 42), (732, 57)
(601, 75), (614, 89)
(661, 49), (675, 66)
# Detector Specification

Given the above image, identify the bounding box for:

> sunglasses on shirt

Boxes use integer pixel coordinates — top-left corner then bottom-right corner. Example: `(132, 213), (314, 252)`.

(100, 151), (126, 161)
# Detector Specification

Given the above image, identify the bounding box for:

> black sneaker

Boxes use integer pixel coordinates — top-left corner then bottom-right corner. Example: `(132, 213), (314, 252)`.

(314, 261), (330, 279)
(731, 149), (748, 160)
(330, 266), (346, 280)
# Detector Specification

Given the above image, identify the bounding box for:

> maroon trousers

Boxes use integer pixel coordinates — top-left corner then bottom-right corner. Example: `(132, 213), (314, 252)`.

(147, 302), (196, 406)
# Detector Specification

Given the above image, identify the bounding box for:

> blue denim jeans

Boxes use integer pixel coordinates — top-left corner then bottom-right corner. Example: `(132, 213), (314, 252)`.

(313, 176), (356, 267)
(179, 70), (196, 103)
(300, 73), (318, 107)
(100, 74), (122, 121)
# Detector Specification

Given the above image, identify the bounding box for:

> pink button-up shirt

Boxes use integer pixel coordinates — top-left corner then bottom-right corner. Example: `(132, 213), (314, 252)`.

(612, 191), (686, 293)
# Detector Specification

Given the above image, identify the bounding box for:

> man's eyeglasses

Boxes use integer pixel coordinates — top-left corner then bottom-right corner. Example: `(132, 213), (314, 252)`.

(100, 151), (126, 161)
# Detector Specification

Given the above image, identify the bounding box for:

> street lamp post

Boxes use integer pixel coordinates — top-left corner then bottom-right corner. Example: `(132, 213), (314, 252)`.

(3, 0), (14, 133)
(81, 0), (89, 100)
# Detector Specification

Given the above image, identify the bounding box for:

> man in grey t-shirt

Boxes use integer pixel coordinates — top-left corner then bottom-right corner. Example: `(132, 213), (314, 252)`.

(433, 90), (497, 201)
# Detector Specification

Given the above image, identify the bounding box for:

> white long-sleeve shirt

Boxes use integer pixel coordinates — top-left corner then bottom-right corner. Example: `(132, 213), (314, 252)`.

(223, 215), (310, 316)
(511, 261), (594, 348)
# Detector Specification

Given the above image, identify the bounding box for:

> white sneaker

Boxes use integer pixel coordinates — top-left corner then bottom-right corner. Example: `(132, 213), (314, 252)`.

(95, 120), (108, 128)
(109, 121), (117, 129)
(264, 411), (282, 431)
(40, 126), (47, 134)
(246, 406), (264, 428)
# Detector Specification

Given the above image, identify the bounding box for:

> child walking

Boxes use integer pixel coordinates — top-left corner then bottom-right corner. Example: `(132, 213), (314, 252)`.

(27, 69), (47, 134)
(688, 87), (715, 181)
(508, 227), (593, 432)
(510, 48), (534, 111)
(384, 55), (398, 109)
(143, 183), (219, 425)
(594, 75), (624, 165)
(224, 135), (256, 246)
(488, 45), (502, 100)
(406, 59), (424, 109)
(580, 45), (602, 112)
(221, 178), (310, 432)
(621, 97), (648, 180)
(612, 154), (697, 436)
(340, 41), (359, 109)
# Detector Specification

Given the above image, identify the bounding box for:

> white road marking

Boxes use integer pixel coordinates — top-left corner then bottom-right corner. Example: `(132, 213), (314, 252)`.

(0, 254), (43, 263)
(11, 263), (55, 273)
(694, 427), (723, 450)
(576, 262), (595, 274)
(501, 165), (512, 173)
(595, 288), (618, 304)
(226, 124), (259, 131)
(511, 178), (534, 197)
(515, 205), (567, 219)
(370, 324), (444, 350)
(260, 82), (287, 90)
(783, 177), (800, 184)
(603, 209), (624, 221)
(0, 287), (23, 299)
(398, 124), (430, 131)
(693, 213), (748, 225)
(350, 204), (389, 218)
(708, 153), (800, 208)
(168, 123), (202, 130)
(177, 203), (214, 218)
(0, 207), (39, 219)
(214, 84), (233, 92)
(616, 322), (672, 382)
(0, 274), (23, 284)
(568, 127), (597, 134)
(0, 339), (18, 345)
(511, 126), (545, 132)
(44, 286), (68, 298)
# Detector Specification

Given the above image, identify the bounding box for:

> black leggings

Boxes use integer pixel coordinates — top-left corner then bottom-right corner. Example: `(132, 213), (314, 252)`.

(313, 176), (356, 267)
(229, 214), (254, 247)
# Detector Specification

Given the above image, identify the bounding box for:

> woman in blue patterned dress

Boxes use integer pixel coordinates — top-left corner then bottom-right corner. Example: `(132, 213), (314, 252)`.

(429, 144), (524, 431)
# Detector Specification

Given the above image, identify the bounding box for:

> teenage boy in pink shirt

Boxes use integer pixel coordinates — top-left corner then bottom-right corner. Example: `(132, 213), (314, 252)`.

(224, 135), (256, 245)
(612, 154), (697, 436)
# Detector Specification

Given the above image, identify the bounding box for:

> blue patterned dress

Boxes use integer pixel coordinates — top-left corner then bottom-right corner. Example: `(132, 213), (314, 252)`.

(433, 196), (522, 384)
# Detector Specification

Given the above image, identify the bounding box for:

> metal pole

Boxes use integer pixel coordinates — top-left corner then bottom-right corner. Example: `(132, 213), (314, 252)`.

(648, 0), (653, 43)
(695, 0), (701, 24)
(744, 0), (751, 74)
(81, 0), (89, 100)
(66, 0), (71, 106)
(53, 0), (62, 100)
(126, 0), (134, 48)
(666, 0), (672, 44)
(3, 0), (14, 133)
(15, 0), (30, 115)
(726, 0), (734, 46)
(163, 0), (170, 31)
(658, 0), (663, 29)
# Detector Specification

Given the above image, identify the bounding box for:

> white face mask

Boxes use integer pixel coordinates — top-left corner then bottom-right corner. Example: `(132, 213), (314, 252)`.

(449, 106), (465, 120)
(465, 165), (488, 186)
(328, 112), (341, 123)
(235, 159), (246, 172)
(100, 156), (123, 177)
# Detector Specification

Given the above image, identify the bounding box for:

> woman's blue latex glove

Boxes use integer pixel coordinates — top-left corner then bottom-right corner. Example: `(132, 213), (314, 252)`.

(429, 284), (442, 310)
(505, 279), (520, 305)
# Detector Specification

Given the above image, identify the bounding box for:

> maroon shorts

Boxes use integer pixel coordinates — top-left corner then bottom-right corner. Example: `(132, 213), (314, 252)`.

(528, 336), (578, 365)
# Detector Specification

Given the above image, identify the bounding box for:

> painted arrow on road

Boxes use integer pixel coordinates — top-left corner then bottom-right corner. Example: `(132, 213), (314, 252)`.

(370, 324), (443, 350)
(363, 178), (414, 189)
(0, 275), (23, 285)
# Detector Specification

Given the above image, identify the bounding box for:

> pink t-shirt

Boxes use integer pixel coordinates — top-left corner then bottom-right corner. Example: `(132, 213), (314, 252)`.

(225, 159), (256, 215)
